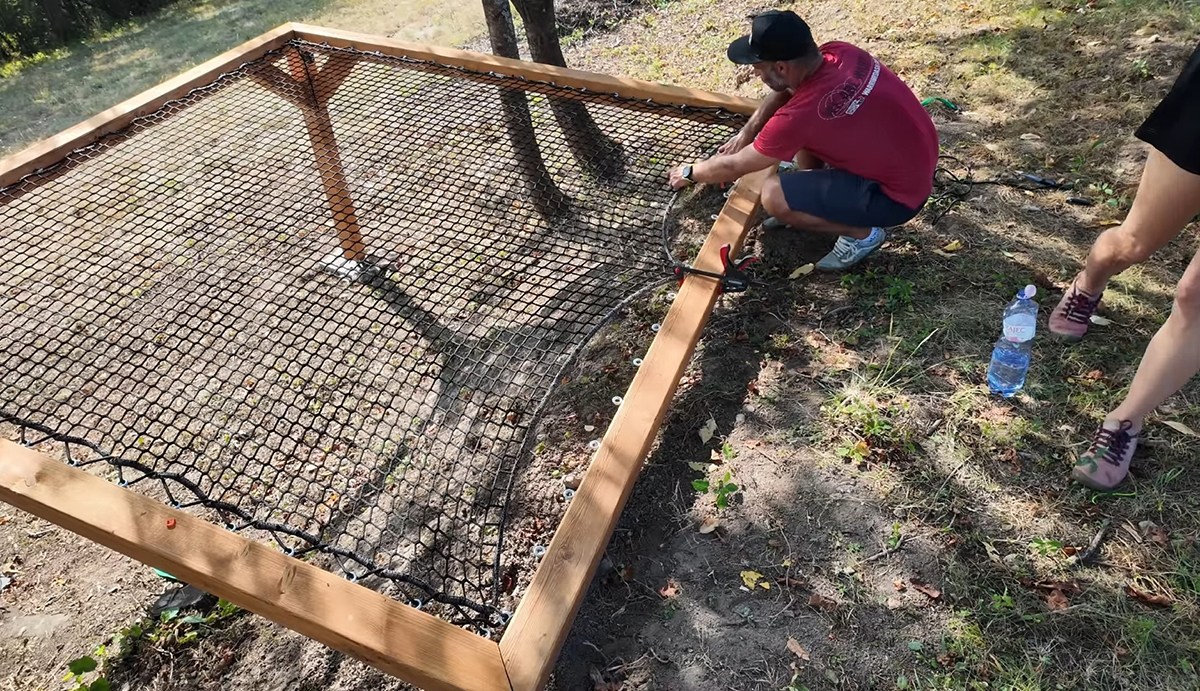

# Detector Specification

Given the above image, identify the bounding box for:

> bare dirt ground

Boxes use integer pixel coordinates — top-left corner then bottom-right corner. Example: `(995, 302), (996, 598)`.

(4, 0), (1200, 690)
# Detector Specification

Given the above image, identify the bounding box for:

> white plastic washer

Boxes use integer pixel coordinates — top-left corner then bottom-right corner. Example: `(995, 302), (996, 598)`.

(611, 396), (623, 406)
(632, 358), (643, 367)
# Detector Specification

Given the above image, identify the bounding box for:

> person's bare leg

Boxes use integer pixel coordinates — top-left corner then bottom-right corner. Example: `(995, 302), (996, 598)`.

(1110, 247), (1200, 430)
(1076, 149), (1200, 295)
(1051, 149), (1200, 340)
(761, 171), (871, 240)
(1072, 244), (1200, 489)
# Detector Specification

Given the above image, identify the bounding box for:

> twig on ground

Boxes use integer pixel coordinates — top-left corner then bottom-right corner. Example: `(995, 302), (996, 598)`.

(820, 304), (854, 321)
(864, 534), (907, 562)
(1072, 518), (1111, 567)
(934, 460), (970, 499)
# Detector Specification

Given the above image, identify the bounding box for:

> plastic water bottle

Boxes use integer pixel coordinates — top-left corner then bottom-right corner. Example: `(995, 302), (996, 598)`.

(988, 285), (1038, 397)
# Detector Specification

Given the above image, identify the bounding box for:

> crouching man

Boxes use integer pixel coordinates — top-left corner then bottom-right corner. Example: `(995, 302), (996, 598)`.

(669, 10), (939, 270)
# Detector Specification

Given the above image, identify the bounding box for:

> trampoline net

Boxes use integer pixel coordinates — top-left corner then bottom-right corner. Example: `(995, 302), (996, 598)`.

(0, 39), (744, 627)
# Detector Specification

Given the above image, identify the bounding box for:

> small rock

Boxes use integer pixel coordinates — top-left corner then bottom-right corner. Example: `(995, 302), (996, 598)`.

(1021, 204), (1042, 212)
(893, 507), (907, 518)
(886, 596), (903, 610)
(563, 474), (582, 490)
(1149, 34), (1161, 43)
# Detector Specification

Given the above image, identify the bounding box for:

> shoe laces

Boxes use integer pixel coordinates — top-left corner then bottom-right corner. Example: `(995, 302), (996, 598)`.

(832, 236), (858, 260)
(1089, 421), (1136, 467)
(1063, 286), (1100, 324)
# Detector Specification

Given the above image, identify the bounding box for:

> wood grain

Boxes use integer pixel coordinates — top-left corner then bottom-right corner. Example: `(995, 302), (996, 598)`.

(0, 440), (512, 691)
(498, 168), (770, 691)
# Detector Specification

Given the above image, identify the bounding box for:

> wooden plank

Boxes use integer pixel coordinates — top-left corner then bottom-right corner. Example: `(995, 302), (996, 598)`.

(0, 24), (296, 190)
(285, 51), (366, 261)
(0, 440), (511, 691)
(498, 167), (771, 691)
(289, 24), (760, 116)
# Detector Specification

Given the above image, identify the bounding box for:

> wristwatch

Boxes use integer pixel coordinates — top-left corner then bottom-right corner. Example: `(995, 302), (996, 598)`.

(681, 164), (695, 185)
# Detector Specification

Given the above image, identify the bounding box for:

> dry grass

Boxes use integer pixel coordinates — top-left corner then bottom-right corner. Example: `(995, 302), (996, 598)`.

(0, 0), (483, 158)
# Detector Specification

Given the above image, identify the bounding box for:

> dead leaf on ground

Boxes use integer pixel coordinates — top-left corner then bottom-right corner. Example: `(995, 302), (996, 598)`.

(776, 576), (808, 589)
(1084, 369), (1103, 380)
(788, 263), (815, 279)
(1020, 579), (1081, 595)
(1126, 584), (1173, 607)
(910, 578), (941, 599)
(893, 579), (907, 592)
(741, 570), (769, 590)
(1089, 314), (1113, 326)
(659, 580), (680, 598)
(786, 637), (810, 661)
(699, 516), (720, 534)
(808, 593), (838, 611)
(698, 417), (717, 443)
(1046, 589), (1071, 610)
(942, 239), (964, 252)
(1162, 420), (1197, 437)
(1019, 132), (1042, 141)
(1140, 520), (1169, 545)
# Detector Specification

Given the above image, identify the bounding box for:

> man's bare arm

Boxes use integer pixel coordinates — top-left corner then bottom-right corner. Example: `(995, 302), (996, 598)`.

(717, 88), (792, 155)
(668, 145), (778, 189)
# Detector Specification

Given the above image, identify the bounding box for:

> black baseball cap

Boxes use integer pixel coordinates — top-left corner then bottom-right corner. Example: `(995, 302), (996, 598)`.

(727, 10), (815, 64)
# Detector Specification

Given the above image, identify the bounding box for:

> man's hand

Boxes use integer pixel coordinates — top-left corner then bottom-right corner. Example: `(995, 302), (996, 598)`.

(717, 129), (754, 156)
(668, 166), (693, 190)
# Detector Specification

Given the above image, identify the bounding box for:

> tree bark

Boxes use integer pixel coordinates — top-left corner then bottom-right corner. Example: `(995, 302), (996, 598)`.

(510, 0), (625, 181)
(481, 0), (567, 217)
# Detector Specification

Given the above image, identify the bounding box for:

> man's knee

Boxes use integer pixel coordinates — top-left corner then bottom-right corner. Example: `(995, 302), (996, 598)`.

(761, 177), (791, 218)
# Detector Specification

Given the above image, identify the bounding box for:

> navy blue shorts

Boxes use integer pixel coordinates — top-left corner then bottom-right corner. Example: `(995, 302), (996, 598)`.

(779, 168), (924, 228)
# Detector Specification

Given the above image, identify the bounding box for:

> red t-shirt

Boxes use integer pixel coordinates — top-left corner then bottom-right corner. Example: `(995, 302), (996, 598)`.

(753, 42), (939, 209)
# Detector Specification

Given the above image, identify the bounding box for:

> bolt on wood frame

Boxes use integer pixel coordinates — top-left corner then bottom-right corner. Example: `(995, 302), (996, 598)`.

(0, 24), (766, 691)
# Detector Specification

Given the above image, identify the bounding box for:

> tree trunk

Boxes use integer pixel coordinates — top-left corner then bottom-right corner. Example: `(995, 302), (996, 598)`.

(37, 0), (74, 46)
(510, 0), (625, 181)
(481, 0), (567, 217)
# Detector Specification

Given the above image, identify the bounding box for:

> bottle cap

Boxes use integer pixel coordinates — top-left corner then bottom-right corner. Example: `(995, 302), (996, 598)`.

(1021, 285), (1037, 299)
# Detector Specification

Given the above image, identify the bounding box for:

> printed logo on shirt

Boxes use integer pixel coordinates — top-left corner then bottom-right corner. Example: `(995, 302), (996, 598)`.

(818, 55), (882, 120)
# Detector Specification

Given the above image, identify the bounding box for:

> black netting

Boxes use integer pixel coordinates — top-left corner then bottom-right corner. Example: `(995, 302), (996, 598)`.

(0, 39), (744, 628)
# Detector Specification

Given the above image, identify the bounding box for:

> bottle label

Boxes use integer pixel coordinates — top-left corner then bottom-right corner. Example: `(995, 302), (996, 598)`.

(1004, 324), (1035, 341)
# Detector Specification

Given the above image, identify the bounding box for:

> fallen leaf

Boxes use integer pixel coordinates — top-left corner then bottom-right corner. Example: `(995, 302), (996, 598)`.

(781, 558), (793, 567)
(659, 580), (680, 598)
(931, 249), (957, 258)
(1019, 132), (1042, 140)
(910, 578), (941, 599)
(1046, 589), (1071, 610)
(699, 516), (720, 534)
(710, 449), (724, 462)
(1020, 579), (1081, 595)
(776, 576), (808, 588)
(1098, 219), (1122, 226)
(1126, 584), (1173, 607)
(808, 593), (838, 611)
(893, 579), (907, 592)
(786, 637), (810, 661)
(1085, 369), (1103, 380)
(698, 417), (717, 443)
(741, 570), (766, 590)
(1089, 314), (1113, 326)
(942, 239), (964, 252)
(1139, 520), (1169, 544)
(1162, 420), (1197, 437)
(788, 263), (816, 279)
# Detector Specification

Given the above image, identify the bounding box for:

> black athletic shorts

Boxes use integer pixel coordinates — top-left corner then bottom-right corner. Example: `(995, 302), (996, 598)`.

(779, 168), (925, 229)
(1136, 42), (1200, 175)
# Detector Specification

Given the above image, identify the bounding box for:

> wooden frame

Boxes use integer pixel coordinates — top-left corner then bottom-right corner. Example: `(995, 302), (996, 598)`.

(0, 25), (766, 691)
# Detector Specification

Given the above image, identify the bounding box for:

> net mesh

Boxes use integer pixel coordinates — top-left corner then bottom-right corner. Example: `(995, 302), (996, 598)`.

(0, 39), (744, 627)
